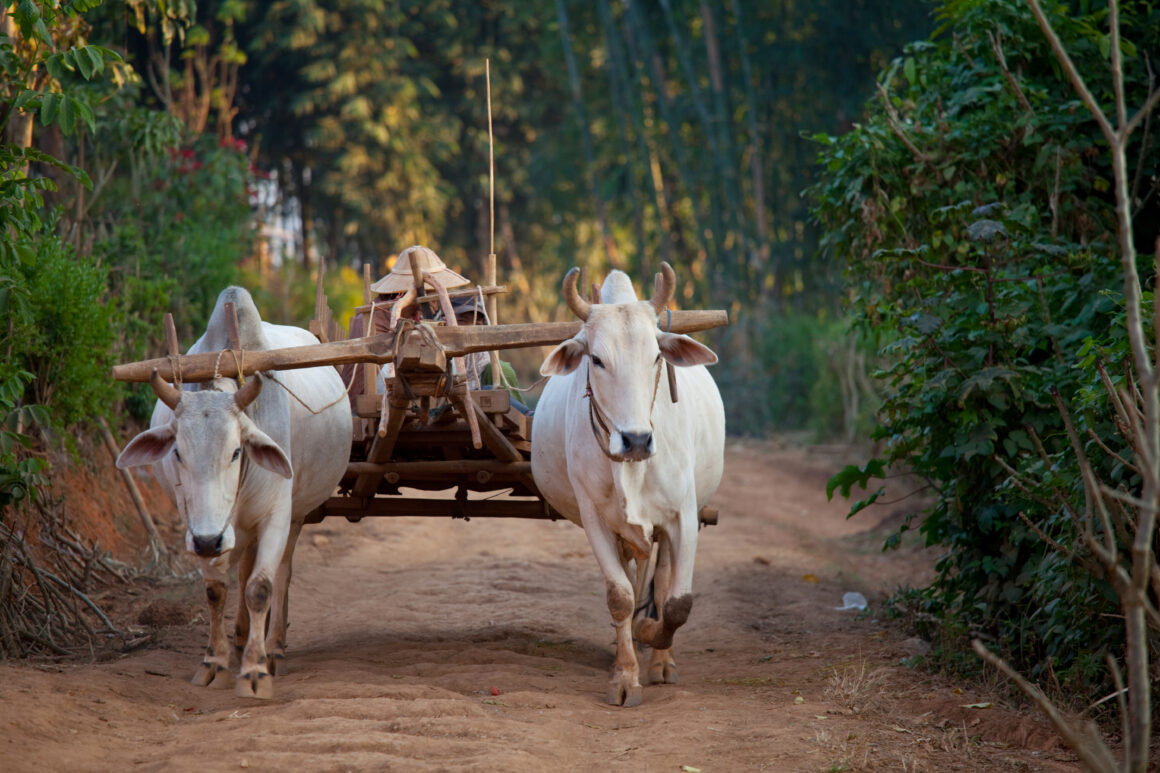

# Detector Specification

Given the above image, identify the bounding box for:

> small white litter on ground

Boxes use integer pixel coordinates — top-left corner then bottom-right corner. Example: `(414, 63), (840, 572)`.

(835, 591), (868, 611)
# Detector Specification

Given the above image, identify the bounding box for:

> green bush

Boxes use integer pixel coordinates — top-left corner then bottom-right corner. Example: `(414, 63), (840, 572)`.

(713, 310), (878, 442)
(809, 0), (1159, 699)
(92, 135), (253, 345)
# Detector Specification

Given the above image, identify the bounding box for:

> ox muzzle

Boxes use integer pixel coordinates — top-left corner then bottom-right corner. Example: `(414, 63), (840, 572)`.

(186, 525), (235, 558)
(615, 430), (655, 461)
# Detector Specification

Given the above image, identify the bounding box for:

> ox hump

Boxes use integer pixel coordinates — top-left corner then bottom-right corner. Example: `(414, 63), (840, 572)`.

(600, 270), (638, 304)
(203, 286), (271, 351)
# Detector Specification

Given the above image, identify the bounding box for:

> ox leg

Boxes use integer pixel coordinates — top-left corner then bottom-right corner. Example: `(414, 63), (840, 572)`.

(191, 561), (233, 689)
(634, 509), (697, 683)
(578, 499), (643, 708)
(266, 519), (303, 677)
(640, 530), (679, 685)
(234, 541), (256, 660)
(235, 520), (288, 700)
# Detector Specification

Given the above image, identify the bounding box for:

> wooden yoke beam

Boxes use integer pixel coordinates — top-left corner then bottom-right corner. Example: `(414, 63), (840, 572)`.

(111, 310), (729, 383)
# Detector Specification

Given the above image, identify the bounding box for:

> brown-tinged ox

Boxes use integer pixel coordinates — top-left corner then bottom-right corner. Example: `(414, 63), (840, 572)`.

(118, 287), (350, 698)
(531, 264), (725, 706)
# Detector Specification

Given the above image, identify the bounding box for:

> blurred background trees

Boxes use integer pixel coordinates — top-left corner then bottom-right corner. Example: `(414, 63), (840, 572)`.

(2, 0), (931, 437)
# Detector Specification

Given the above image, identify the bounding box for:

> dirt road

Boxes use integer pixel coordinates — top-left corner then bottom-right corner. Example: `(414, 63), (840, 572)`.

(0, 440), (1077, 772)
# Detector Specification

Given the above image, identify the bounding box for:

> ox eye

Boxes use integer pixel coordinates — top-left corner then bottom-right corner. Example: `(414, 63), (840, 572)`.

(173, 449), (182, 463)
(231, 447), (242, 462)
(591, 355), (605, 369)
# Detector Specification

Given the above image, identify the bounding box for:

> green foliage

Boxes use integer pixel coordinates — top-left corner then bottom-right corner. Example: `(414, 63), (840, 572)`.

(809, 0), (1160, 697)
(90, 134), (252, 344)
(0, 371), (49, 508)
(715, 310), (880, 441)
(1, 0), (251, 436)
(1, 213), (118, 429)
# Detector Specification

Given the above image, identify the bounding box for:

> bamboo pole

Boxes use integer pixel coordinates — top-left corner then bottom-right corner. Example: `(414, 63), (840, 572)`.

(623, 0), (713, 281)
(555, 0), (620, 268)
(485, 59), (503, 387)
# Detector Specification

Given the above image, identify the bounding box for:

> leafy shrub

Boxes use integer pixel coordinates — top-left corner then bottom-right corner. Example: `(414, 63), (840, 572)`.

(0, 371), (48, 508)
(809, 0), (1159, 699)
(92, 135), (253, 345)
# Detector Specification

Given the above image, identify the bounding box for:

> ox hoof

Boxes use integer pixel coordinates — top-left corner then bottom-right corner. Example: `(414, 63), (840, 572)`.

(235, 671), (274, 700)
(192, 662), (231, 688)
(606, 681), (643, 708)
(648, 658), (678, 685)
(269, 653), (289, 677)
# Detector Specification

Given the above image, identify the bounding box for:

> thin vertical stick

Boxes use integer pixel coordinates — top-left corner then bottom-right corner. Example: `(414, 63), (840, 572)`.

(98, 417), (167, 563)
(486, 59), (502, 385)
(487, 59), (495, 260)
(362, 262), (377, 407)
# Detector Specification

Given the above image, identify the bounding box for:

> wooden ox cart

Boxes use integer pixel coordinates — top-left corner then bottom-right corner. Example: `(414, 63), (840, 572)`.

(111, 259), (728, 529)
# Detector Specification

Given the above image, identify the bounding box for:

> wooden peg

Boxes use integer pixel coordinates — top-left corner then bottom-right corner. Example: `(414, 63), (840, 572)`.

(164, 313), (179, 356)
(224, 301), (241, 351)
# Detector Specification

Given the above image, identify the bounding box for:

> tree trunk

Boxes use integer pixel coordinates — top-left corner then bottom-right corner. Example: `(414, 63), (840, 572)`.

(554, 0), (621, 270)
(623, 0), (715, 299)
(294, 160), (314, 270)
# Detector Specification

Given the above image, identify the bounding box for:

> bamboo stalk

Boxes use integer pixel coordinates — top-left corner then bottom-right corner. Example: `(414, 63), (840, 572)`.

(555, 0), (620, 268)
(623, 0), (715, 288)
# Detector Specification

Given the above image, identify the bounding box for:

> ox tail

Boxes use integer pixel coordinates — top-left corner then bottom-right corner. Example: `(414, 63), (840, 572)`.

(632, 541), (660, 622)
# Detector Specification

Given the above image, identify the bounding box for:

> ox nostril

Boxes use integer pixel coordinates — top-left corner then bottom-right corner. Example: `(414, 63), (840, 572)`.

(621, 431), (653, 453)
(191, 533), (223, 557)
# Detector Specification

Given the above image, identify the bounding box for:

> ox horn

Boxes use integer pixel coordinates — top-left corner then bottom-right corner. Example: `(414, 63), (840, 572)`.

(150, 369), (182, 410)
(234, 372), (264, 411)
(563, 267), (591, 321)
(649, 261), (676, 315)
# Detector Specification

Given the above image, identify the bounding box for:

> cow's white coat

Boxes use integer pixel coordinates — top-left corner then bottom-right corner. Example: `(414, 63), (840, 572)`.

(531, 267), (725, 706)
(118, 287), (350, 698)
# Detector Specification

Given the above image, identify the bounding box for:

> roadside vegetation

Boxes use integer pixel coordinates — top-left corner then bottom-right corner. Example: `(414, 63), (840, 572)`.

(814, 0), (1158, 766)
(3, 0), (1157, 765)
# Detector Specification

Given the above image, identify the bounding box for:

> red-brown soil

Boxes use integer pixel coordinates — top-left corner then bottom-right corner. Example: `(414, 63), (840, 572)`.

(0, 439), (1081, 772)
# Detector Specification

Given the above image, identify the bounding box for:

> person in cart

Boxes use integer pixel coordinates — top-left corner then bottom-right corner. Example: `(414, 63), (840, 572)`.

(341, 245), (470, 397)
(437, 294), (530, 415)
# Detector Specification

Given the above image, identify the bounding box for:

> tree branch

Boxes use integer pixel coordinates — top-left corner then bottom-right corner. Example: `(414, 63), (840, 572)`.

(1025, 0), (1116, 145)
(988, 29), (1035, 115)
(877, 83), (930, 163)
(973, 641), (1118, 773)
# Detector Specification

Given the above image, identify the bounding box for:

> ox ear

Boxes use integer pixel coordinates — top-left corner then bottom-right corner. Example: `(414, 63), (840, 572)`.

(239, 418), (293, 479)
(117, 424), (176, 468)
(540, 330), (588, 376)
(658, 332), (718, 367)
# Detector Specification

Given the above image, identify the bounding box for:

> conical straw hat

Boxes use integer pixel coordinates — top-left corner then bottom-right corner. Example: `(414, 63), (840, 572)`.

(370, 245), (470, 294)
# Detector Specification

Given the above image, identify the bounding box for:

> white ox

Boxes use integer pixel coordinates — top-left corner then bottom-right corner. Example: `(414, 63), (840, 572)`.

(531, 263), (725, 706)
(118, 287), (351, 699)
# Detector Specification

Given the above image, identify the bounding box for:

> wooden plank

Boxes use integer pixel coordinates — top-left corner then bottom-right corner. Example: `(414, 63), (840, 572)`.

(353, 394), (411, 497)
(305, 495), (562, 523)
(475, 389), (511, 414)
(114, 334), (398, 383)
(347, 460), (531, 476)
(351, 284), (507, 315)
(112, 310), (729, 383)
(451, 394), (522, 462)
(354, 393), (382, 417)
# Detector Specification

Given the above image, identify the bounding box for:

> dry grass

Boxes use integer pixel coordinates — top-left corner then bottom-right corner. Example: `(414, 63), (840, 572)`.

(824, 660), (891, 715)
